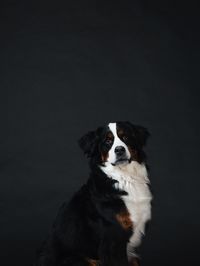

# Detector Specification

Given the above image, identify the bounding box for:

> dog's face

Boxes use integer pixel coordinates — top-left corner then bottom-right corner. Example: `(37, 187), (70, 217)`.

(79, 121), (149, 166)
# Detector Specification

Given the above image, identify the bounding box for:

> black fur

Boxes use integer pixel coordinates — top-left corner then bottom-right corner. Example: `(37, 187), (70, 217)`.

(34, 122), (149, 266)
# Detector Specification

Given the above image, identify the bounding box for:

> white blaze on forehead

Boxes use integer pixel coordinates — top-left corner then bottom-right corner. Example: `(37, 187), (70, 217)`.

(107, 122), (131, 164)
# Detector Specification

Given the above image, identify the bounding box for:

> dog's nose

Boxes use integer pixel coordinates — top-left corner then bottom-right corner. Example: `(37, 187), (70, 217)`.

(115, 146), (125, 156)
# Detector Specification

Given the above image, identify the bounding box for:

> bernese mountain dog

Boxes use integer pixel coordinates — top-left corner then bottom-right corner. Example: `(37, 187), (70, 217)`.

(35, 121), (152, 266)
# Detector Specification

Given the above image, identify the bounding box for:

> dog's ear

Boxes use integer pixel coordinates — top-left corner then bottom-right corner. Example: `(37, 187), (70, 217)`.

(78, 130), (98, 157)
(134, 125), (150, 147)
(126, 122), (150, 147)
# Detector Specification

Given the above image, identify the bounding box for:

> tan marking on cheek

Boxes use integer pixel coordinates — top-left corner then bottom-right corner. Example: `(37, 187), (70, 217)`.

(128, 146), (138, 161)
(101, 152), (109, 162)
(116, 210), (133, 230)
(86, 258), (100, 266)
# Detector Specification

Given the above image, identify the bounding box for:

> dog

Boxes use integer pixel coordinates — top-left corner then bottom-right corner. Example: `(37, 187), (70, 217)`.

(35, 121), (152, 266)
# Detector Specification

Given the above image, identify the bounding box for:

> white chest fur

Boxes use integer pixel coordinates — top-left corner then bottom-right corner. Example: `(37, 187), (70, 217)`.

(100, 161), (152, 256)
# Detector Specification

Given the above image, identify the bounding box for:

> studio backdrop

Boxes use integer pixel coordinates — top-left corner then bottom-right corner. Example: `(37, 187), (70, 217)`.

(0, 1), (199, 266)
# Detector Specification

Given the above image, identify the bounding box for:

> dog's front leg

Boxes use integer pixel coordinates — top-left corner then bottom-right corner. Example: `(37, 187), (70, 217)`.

(128, 257), (140, 266)
(99, 226), (129, 266)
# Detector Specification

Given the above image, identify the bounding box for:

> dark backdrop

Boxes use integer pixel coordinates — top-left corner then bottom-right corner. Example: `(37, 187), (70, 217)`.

(0, 1), (199, 265)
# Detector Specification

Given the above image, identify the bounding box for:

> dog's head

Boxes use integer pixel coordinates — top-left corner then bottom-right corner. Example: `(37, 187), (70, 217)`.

(78, 121), (150, 167)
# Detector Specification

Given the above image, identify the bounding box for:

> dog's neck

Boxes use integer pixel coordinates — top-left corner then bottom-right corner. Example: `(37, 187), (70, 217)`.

(100, 161), (149, 185)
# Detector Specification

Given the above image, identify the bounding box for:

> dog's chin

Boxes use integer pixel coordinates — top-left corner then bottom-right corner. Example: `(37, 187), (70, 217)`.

(111, 158), (131, 166)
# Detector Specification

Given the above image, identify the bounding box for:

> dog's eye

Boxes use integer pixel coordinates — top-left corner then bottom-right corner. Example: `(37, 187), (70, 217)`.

(122, 135), (128, 141)
(105, 139), (112, 145)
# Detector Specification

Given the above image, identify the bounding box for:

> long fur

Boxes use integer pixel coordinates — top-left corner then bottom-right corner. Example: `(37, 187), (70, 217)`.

(34, 121), (152, 266)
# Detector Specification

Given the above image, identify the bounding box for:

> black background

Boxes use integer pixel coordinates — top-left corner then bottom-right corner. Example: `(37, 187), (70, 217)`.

(0, 1), (199, 265)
